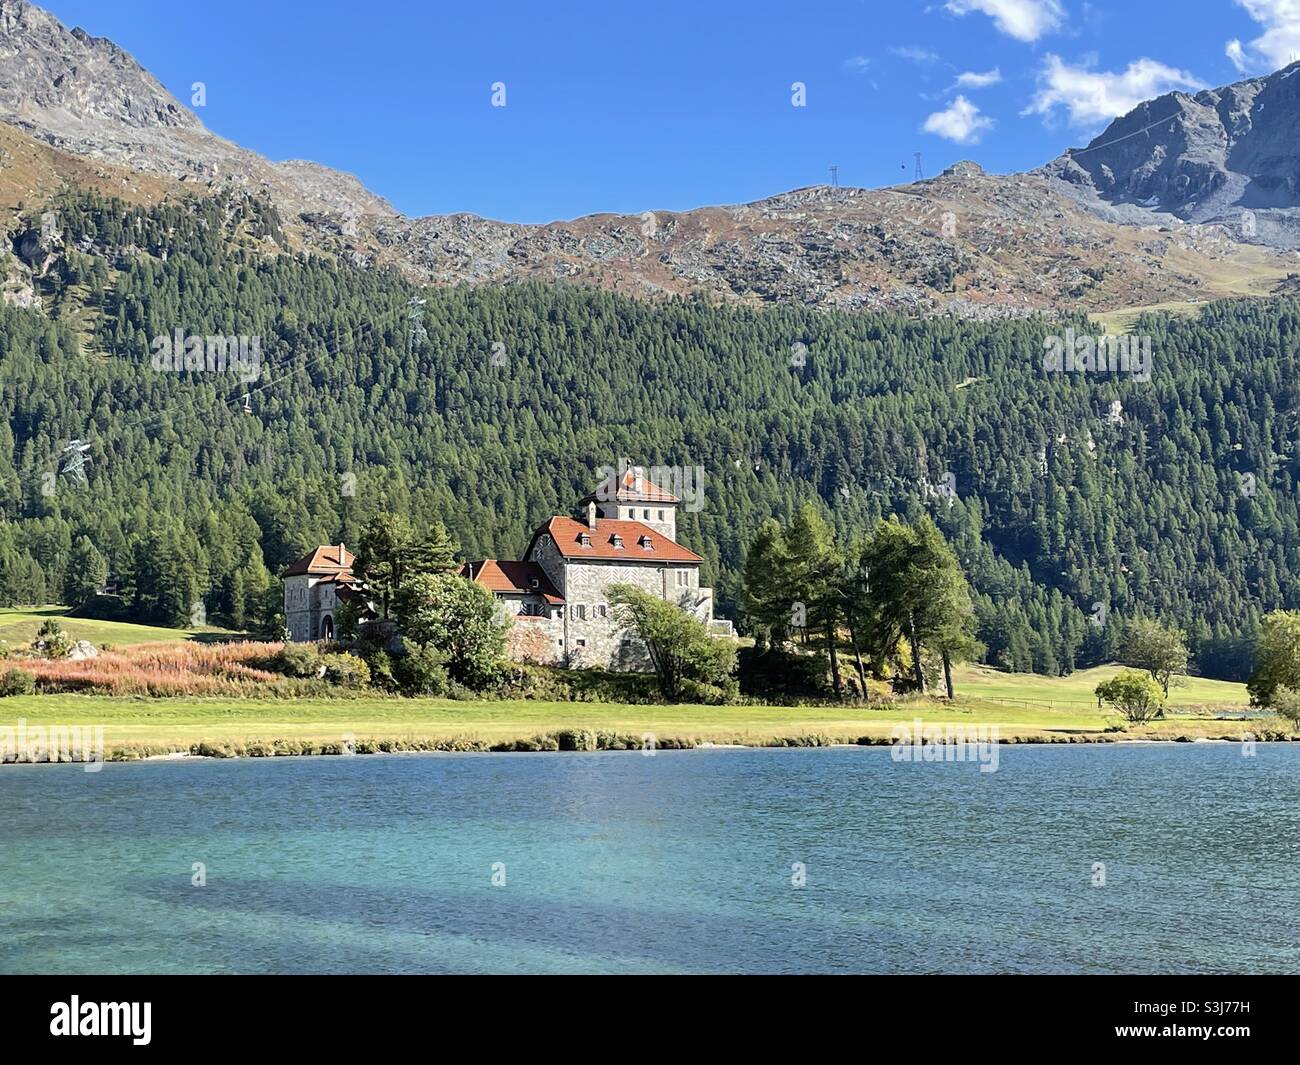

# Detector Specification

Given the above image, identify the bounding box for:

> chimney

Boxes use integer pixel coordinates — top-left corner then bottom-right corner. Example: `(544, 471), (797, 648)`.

(339, 543), (346, 565)
(587, 501), (598, 529)
(633, 466), (644, 494)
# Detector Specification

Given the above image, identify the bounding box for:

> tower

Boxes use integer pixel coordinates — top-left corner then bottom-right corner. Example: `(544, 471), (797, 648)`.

(581, 460), (680, 542)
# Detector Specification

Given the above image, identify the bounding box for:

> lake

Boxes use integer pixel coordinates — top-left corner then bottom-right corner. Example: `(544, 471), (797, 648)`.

(1, 744), (1297, 974)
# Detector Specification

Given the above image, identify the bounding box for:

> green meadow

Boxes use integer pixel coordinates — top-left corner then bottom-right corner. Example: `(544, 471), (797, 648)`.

(0, 610), (1273, 760)
(0, 605), (237, 651)
(951, 663), (1249, 713)
(0, 672), (1268, 759)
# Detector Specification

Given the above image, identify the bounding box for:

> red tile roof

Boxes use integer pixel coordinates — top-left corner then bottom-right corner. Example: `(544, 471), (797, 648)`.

(317, 572), (362, 586)
(579, 466), (680, 505)
(283, 544), (355, 578)
(462, 559), (564, 604)
(531, 517), (702, 563)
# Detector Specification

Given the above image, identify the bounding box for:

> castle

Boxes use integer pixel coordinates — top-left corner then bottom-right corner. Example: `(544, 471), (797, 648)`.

(464, 465), (731, 669)
(282, 465), (731, 671)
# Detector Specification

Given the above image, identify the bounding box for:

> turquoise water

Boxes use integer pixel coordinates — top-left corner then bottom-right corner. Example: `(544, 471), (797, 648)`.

(1, 744), (1297, 974)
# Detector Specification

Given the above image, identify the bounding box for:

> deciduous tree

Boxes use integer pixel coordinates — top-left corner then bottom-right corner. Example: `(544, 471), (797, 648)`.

(1121, 619), (1188, 697)
(608, 583), (737, 702)
(1096, 670), (1165, 723)
(1248, 611), (1300, 707)
(395, 572), (505, 688)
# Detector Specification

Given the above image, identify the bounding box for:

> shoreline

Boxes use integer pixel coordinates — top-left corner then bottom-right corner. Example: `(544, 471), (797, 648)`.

(1, 725), (1293, 767)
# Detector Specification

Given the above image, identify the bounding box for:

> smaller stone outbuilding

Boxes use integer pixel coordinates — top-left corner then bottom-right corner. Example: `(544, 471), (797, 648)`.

(282, 544), (376, 642)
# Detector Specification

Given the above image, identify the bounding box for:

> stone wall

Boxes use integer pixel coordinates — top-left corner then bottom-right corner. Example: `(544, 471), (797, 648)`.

(284, 575), (314, 641)
(529, 533), (567, 598)
(596, 501), (676, 541)
(506, 614), (564, 664)
(558, 559), (700, 671)
(283, 575), (341, 642)
(503, 529), (711, 671)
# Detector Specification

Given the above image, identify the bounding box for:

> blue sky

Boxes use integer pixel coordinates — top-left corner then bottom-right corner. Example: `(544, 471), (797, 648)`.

(37, 0), (1300, 223)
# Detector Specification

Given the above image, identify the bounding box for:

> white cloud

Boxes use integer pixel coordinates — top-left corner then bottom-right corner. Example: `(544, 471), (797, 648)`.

(1224, 0), (1300, 74)
(1226, 39), (1251, 74)
(843, 56), (871, 73)
(1023, 54), (1205, 127)
(891, 46), (941, 63)
(954, 67), (1004, 89)
(945, 0), (1065, 42)
(923, 95), (995, 143)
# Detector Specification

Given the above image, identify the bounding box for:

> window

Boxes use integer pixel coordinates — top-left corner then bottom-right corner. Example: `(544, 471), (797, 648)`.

(658, 510), (665, 521)
(640, 536), (653, 551)
(573, 604), (587, 621)
(612, 534), (624, 548)
(597, 605), (608, 619)
(530, 577), (539, 589)
(676, 570), (689, 587)
(579, 533), (591, 548)
(576, 638), (587, 648)
(644, 509), (651, 520)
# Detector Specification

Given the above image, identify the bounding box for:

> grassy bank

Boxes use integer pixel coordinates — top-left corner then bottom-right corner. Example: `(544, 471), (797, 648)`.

(952, 663), (1248, 712)
(0, 606), (236, 650)
(1, 688), (1287, 763)
(0, 611), (1272, 762)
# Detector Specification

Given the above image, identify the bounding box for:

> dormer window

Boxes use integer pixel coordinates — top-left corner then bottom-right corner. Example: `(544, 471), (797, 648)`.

(579, 533), (591, 548)
(530, 577), (540, 589)
(640, 535), (654, 550)
(612, 535), (624, 549)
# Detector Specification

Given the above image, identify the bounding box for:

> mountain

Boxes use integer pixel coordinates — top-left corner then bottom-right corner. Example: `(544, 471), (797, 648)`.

(0, 0), (395, 225)
(0, 183), (1293, 679)
(3, 1), (1297, 679)
(1045, 63), (1300, 250)
(1, 0), (1294, 319)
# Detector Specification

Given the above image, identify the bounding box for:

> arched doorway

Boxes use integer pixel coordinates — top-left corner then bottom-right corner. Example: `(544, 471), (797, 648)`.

(321, 615), (334, 642)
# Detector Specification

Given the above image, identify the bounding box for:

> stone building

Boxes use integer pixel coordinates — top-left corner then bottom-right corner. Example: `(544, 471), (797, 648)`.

(283, 468), (731, 670)
(464, 466), (732, 670)
(282, 544), (375, 642)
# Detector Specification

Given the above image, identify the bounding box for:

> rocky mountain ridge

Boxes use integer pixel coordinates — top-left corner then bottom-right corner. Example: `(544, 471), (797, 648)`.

(2, 0), (1296, 318)
(1043, 62), (1300, 250)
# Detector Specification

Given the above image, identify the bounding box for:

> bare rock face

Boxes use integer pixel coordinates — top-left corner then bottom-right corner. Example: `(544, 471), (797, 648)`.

(10, 207), (60, 276)
(1042, 62), (1300, 249)
(0, 0), (395, 226)
(0, 0), (198, 133)
(377, 167), (1286, 319)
